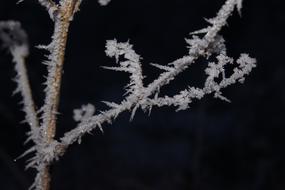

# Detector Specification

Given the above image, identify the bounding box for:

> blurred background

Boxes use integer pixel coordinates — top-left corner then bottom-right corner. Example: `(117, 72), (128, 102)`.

(0, 0), (284, 189)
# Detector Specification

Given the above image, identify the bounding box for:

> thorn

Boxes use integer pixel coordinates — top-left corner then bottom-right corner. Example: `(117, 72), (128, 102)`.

(97, 123), (104, 133)
(130, 105), (139, 121)
(150, 63), (174, 71)
(101, 101), (119, 108)
(214, 92), (231, 103)
(236, 0), (243, 17)
(189, 26), (211, 35)
(16, 0), (24, 4)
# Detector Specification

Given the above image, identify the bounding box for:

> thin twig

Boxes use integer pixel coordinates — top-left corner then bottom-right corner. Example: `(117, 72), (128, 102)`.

(0, 21), (39, 143)
(34, 0), (82, 189)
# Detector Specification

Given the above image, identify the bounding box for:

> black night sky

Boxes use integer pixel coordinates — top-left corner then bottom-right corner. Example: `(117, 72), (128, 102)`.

(0, 0), (285, 189)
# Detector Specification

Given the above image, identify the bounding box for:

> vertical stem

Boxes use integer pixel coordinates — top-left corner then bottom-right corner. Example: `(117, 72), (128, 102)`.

(39, 1), (79, 189)
(43, 18), (71, 143)
(41, 167), (51, 190)
(12, 46), (40, 139)
(41, 18), (71, 190)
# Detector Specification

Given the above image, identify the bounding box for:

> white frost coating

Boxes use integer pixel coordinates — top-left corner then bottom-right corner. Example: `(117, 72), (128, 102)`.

(0, 21), (46, 190)
(55, 0), (255, 150)
(236, 0), (244, 15)
(39, 18), (64, 142)
(0, 21), (40, 145)
(98, 0), (111, 6)
(40, 0), (82, 144)
(104, 39), (144, 97)
(146, 53), (256, 110)
(11, 46), (41, 143)
(73, 104), (96, 122)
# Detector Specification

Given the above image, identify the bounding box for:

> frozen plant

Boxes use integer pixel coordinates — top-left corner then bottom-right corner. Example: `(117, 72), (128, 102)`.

(0, 0), (256, 189)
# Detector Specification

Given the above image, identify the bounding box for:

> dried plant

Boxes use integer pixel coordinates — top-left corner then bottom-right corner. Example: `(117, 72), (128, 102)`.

(0, 0), (256, 189)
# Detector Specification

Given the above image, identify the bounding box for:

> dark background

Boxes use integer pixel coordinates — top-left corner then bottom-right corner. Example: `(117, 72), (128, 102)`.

(0, 0), (284, 189)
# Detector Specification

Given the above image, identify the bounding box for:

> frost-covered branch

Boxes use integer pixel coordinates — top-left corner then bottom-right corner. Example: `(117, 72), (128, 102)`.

(43, 0), (256, 159)
(0, 22), (50, 190)
(103, 39), (144, 98)
(145, 53), (256, 111)
(16, 0), (83, 189)
(40, 0), (82, 144)
(0, 21), (40, 144)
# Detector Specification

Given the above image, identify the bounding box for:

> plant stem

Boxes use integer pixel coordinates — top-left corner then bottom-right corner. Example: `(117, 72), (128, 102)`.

(39, 1), (79, 189)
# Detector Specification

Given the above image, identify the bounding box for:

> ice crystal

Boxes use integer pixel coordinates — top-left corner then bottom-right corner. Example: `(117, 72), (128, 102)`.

(98, 0), (111, 6)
